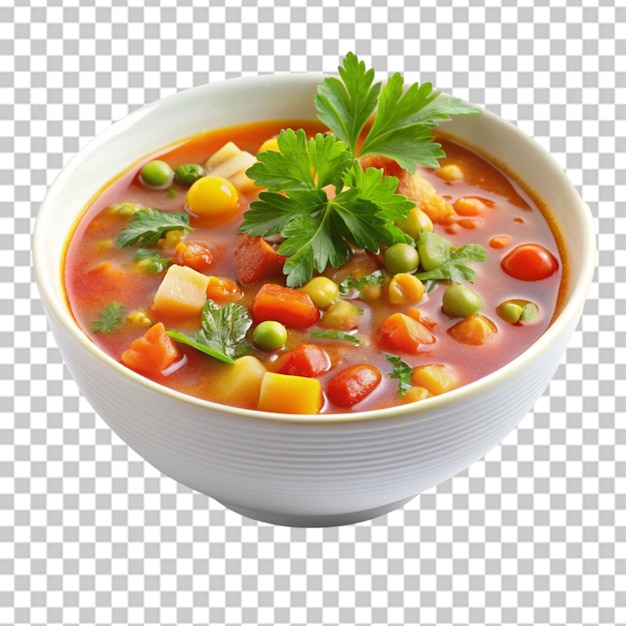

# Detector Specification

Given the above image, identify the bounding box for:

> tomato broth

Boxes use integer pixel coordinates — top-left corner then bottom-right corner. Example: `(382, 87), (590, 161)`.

(64, 119), (565, 414)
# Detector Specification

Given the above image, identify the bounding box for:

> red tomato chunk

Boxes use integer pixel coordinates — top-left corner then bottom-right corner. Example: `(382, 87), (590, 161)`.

(275, 344), (331, 378)
(501, 243), (558, 281)
(326, 364), (383, 407)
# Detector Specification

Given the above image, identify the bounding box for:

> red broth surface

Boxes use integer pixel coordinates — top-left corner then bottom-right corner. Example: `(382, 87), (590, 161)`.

(64, 119), (565, 414)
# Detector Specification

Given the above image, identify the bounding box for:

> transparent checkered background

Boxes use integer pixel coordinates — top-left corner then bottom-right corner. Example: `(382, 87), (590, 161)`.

(1, 0), (624, 624)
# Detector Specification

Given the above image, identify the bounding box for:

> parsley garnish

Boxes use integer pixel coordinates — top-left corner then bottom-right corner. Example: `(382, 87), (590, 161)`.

(240, 52), (480, 287)
(167, 299), (253, 365)
(385, 353), (414, 396)
(133, 249), (173, 273)
(115, 208), (192, 248)
(310, 330), (362, 345)
(338, 270), (386, 298)
(91, 303), (126, 333)
(416, 232), (487, 283)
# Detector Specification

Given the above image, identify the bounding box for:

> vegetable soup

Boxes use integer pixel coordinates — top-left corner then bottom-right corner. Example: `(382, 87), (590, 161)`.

(63, 55), (565, 415)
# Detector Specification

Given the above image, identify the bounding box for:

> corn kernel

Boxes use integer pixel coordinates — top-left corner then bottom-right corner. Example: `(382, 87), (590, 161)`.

(127, 310), (153, 327)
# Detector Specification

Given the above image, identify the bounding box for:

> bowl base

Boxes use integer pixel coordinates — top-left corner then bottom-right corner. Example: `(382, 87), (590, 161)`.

(218, 496), (416, 527)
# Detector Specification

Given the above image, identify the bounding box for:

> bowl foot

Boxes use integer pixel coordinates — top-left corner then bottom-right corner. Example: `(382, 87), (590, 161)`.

(217, 496), (416, 527)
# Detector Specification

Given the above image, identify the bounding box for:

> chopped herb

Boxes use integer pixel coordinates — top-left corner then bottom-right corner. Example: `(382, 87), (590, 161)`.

(240, 52), (480, 287)
(91, 303), (126, 333)
(385, 353), (414, 396)
(416, 232), (487, 283)
(338, 270), (386, 298)
(310, 330), (362, 345)
(115, 207), (192, 248)
(167, 299), (252, 365)
(520, 302), (539, 322)
(133, 249), (172, 273)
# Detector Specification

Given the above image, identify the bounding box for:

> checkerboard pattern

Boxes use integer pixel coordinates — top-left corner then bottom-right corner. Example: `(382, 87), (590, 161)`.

(2, 1), (624, 624)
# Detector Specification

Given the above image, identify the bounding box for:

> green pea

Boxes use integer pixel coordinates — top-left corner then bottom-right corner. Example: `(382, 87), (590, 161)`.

(175, 163), (205, 185)
(253, 320), (288, 351)
(497, 299), (539, 324)
(497, 302), (523, 324)
(384, 243), (419, 275)
(442, 284), (483, 318)
(139, 160), (174, 189)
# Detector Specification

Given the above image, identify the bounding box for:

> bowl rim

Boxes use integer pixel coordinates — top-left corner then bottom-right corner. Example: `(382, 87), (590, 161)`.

(33, 72), (597, 425)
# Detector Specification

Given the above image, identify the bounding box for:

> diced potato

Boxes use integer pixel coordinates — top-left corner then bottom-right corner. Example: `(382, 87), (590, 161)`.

(220, 356), (267, 409)
(436, 164), (464, 181)
(402, 386), (433, 403)
(206, 142), (242, 168)
(152, 264), (210, 317)
(229, 168), (257, 194)
(257, 372), (323, 414)
(398, 171), (455, 223)
(209, 150), (256, 180)
(411, 364), (457, 395)
(320, 300), (362, 331)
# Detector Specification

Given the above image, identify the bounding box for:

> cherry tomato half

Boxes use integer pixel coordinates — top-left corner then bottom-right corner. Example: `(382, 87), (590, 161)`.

(501, 243), (558, 281)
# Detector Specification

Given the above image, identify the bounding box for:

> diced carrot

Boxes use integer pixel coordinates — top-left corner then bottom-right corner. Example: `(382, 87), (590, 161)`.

(411, 364), (457, 395)
(406, 308), (437, 331)
(257, 372), (323, 414)
(234, 235), (286, 285)
(121, 322), (181, 377)
(447, 314), (498, 345)
(172, 240), (213, 272)
(205, 276), (243, 304)
(252, 283), (320, 329)
(326, 364), (382, 407)
(274, 344), (331, 378)
(489, 235), (511, 249)
(379, 312), (435, 353)
(454, 197), (485, 216)
(152, 264), (210, 318)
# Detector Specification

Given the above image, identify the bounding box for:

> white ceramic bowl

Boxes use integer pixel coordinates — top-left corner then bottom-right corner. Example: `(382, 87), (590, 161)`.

(33, 74), (595, 526)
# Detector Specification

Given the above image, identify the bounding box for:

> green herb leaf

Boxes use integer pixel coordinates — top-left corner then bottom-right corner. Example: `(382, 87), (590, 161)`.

(310, 330), (362, 345)
(241, 53), (482, 287)
(385, 353), (413, 396)
(91, 303), (126, 333)
(115, 208), (192, 248)
(133, 249), (173, 273)
(315, 51), (380, 155)
(167, 299), (253, 364)
(416, 232), (487, 283)
(338, 270), (386, 298)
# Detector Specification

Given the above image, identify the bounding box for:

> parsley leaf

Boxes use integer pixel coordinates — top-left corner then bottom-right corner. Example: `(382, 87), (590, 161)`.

(115, 208), (192, 248)
(91, 303), (126, 333)
(310, 330), (362, 345)
(338, 270), (386, 298)
(167, 299), (253, 364)
(315, 52), (380, 155)
(416, 232), (487, 283)
(241, 53), (481, 287)
(385, 353), (414, 396)
(133, 249), (172, 273)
